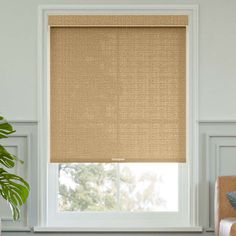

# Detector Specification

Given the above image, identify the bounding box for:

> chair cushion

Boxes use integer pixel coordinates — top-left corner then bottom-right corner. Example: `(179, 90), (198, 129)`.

(220, 218), (236, 236)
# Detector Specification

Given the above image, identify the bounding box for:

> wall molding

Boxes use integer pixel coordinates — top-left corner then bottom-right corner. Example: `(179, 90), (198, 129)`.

(205, 133), (236, 231)
(199, 119), (236, 123)
(0, 132), (32, 230)
(9, 120), (38, 124)
(7, 119), (236, 124)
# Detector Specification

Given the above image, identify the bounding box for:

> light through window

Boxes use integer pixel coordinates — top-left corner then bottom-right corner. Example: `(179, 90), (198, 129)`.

(58, 163), (178, 212)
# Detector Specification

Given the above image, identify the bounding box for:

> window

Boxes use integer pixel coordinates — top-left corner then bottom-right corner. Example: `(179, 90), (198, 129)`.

(38, 6), (199, 231)
(58, 163), (178, 212)
(47, 162), (188, 228)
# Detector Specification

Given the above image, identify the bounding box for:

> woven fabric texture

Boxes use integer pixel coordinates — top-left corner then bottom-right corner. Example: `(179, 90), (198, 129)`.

(48, 15), (188, 27)
(50, 18), (186, 163)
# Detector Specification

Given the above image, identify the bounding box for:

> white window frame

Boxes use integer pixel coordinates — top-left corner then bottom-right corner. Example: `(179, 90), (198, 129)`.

(47, 163), (187, 228)
(37, 4), (199, 232)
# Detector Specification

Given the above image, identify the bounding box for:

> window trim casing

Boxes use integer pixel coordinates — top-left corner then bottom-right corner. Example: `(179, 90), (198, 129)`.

(47, 163), (188, 228)
(37, 4), (199, 231)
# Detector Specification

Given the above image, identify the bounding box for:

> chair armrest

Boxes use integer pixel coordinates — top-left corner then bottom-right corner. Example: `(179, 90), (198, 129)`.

(215, 176), (236, 236)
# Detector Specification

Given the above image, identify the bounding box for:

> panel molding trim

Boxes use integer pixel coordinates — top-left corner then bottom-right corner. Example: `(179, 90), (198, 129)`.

(199, 119), (236, 123)
(9, 120), (38, 124)
(205, 133), (236, 231)
(0, 132), (32, 230)
(7, 119), (236, 124)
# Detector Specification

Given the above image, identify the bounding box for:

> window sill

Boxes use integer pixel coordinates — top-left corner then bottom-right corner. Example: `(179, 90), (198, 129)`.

(2, 227), (31, 232)
(33, 226), (203, 233)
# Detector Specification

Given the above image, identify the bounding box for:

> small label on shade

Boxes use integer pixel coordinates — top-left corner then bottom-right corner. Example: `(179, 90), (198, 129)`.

(111, 158), (125, 162)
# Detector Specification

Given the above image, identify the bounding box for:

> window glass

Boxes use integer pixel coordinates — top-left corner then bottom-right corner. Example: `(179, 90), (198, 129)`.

(58, 163), (178, 212)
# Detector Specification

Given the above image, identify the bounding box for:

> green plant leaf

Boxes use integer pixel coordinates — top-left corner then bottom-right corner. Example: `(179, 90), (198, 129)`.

(9, 202), (20, 221)
(0, 117), (15, 139)
(0, 168), (30, 220)
(0, 145), (17, 168)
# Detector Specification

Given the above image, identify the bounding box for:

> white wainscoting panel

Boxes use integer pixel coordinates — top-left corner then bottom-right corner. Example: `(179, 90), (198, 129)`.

(206, 134), (236, 229)
(218, 145), (236, 175)
(0, 135), (30, 228)
(0, 122), (37, 231)
(0, 120), (235, 233)
(199, 121), (236, 232)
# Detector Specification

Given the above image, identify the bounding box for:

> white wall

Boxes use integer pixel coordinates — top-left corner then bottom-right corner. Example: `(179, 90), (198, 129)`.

(1, 1), (236, 236)
(1, 0), (236, 121)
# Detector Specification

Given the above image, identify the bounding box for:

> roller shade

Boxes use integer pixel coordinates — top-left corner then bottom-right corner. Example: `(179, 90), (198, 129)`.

(49, 15), (187, 163)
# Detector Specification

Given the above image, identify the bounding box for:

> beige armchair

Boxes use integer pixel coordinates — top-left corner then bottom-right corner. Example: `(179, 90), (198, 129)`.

(215, 176), (236, 236)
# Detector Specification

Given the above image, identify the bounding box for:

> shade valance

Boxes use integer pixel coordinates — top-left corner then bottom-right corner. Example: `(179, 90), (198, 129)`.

(48, 15), (188, 27)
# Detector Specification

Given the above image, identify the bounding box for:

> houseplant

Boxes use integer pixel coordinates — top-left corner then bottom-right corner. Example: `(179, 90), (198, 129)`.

(0, 116), (30, 220)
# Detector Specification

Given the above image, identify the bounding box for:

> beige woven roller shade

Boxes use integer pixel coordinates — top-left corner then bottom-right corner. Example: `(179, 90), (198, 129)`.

(48, 15), (188, 27)
(49, 15), (187, 163)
